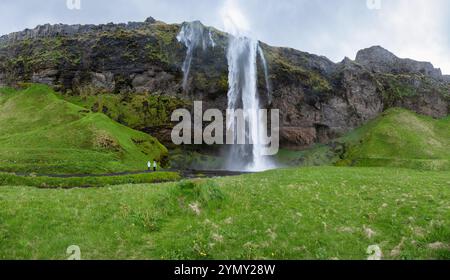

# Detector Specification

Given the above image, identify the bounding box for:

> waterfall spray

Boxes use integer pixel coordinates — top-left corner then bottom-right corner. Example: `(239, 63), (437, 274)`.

(177, 21), (215, 91)
(258, 45), (272, 104)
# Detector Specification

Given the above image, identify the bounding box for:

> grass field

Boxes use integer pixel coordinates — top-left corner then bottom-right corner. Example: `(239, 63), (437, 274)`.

(0, 85), (168, 174)
(1, 166), (449, 260)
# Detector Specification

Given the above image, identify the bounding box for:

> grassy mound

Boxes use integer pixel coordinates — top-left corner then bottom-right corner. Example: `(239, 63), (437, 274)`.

(276, 108), (449, 171)
(0, 166), (448, 260)
(0, 84), (168, 174)
(337, 108), (450, 170)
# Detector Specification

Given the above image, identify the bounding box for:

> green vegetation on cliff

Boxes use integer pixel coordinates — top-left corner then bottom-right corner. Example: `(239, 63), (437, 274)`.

(0, 84), (168, 174)
(264, 46), (333, 94)
(62, 90), (188, 131)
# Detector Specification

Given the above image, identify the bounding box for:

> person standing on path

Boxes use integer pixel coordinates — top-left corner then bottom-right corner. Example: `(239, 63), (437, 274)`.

(147, 161), (151, 172)
(153, 160), (157, 172)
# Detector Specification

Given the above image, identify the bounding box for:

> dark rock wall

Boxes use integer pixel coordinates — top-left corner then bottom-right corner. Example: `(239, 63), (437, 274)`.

(0, 19), (448, 149)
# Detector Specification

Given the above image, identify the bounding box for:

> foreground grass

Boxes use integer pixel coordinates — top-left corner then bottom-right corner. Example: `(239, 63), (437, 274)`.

(0, 166), (449, 260)
(0, 172), (180, 188)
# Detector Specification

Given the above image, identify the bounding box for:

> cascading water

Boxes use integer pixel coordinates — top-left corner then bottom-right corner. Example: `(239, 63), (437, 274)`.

(177, 21), (215, 91)
(258, 45), (272, 104)
(225, 36), (273, 172)
(220, 0), (274, 172)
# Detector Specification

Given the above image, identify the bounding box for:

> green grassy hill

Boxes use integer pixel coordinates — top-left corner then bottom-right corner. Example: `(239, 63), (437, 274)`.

(276, 108), (449, 171)
(0, 84), (168, 174)
(337, 108), (450, 170)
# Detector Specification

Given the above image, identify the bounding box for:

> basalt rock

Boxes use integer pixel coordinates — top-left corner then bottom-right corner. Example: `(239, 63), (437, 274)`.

(356, 46), (443, 80)
(0, 18), (448, 149)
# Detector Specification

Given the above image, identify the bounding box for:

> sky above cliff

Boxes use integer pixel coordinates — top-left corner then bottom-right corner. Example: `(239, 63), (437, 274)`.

(1, 0), (449, 74)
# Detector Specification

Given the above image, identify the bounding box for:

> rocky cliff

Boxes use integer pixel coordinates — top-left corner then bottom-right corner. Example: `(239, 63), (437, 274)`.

(0, 18), (448, 149)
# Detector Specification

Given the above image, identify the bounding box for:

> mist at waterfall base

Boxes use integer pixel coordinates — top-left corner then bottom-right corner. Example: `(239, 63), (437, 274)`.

(177, 21), (277, 172)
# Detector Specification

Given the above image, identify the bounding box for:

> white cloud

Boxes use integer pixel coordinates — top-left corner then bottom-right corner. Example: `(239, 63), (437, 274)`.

(220, 0), (251, 36)
(375, 0), (450, 73)
(328, 0), (450, 73)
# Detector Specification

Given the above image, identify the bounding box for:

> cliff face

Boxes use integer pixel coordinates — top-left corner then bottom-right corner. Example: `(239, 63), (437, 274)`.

(0, 18), (449, 148)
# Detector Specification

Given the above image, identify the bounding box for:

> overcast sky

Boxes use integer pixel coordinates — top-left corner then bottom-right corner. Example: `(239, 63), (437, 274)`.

(1, 0), (449, 73)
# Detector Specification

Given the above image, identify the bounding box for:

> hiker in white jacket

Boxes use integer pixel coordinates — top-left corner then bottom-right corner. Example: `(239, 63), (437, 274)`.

(153, 160), (157, 172)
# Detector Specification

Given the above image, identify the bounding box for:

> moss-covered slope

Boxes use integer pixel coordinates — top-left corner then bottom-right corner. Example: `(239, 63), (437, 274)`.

(337, 108), (450, 170)
(0, 84), (168, 174)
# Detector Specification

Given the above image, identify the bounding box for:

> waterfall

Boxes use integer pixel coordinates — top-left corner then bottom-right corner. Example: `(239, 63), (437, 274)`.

(225, 35), (273, 171)
(258, 45), (272, 104)
(176, 0), (275, 171)
(177, 21), (215, 91)
(218, 0), (274, 171)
